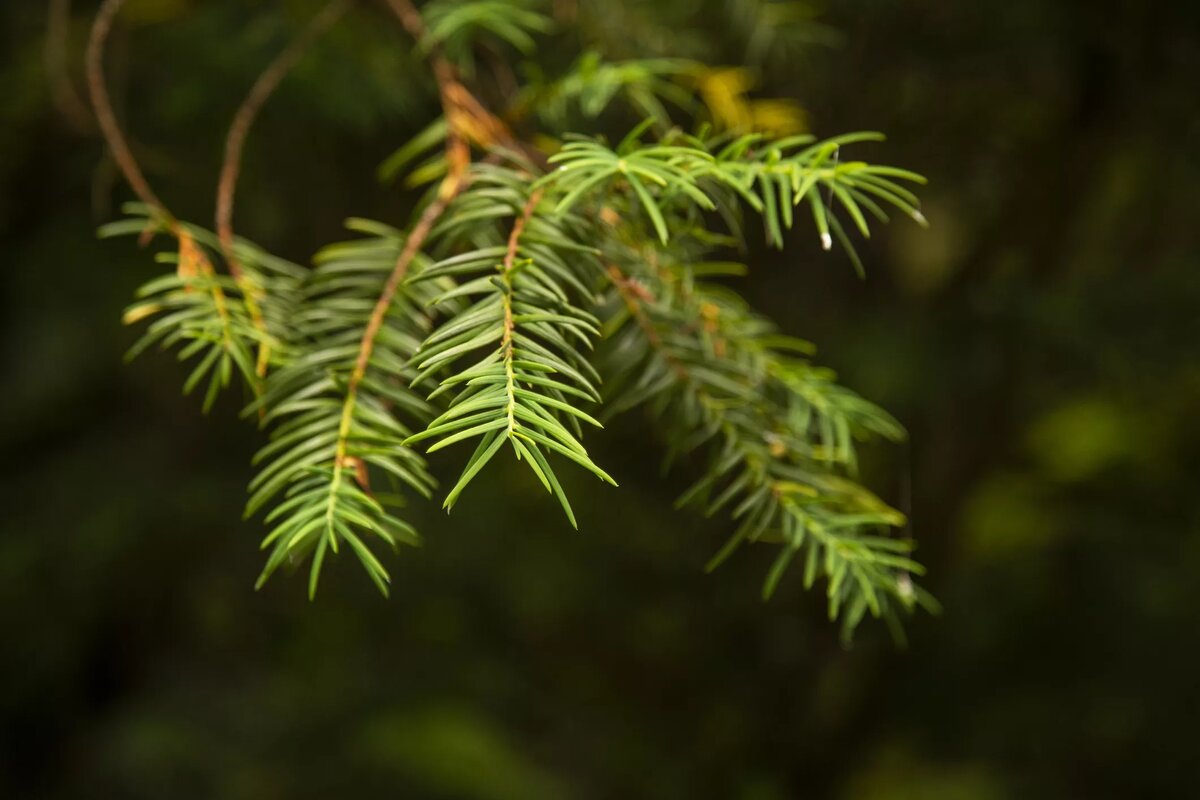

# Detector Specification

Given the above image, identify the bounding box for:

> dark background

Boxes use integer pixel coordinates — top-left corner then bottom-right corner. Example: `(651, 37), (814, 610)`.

(3, 1), (1199, 797)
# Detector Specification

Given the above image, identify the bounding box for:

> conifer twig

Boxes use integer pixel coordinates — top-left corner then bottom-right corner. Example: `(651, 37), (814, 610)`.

(324, 0), (478, 495)
(88, 0), (252, 402)
(500, 189), (544, 433)
(331, 143), (469, 494)
(100, 0), (930, 621)
(383, 0), (513, 150)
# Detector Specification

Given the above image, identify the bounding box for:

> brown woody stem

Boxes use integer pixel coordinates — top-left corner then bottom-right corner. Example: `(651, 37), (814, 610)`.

(216, 0), (351, 378)
(329, 147), (469, 495)
(85, 0), (171, 225)
(499, 189), (544, 433)
(607, 263), (689, 381)
(216, 0), (350, 282)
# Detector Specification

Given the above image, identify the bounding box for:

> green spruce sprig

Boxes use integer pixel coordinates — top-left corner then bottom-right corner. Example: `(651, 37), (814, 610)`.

(99, 0), (934, 638)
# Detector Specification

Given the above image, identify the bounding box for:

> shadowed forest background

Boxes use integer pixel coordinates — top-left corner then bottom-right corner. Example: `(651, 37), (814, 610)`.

(2, 0), (1200, 797)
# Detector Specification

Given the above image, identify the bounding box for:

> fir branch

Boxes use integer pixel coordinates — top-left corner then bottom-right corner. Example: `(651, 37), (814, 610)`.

(541, 129), (927, 253)
(246, 219), (443, 597)
(244, 0), (478, 588)
(406, 163), (615, 522)
(95, 1), (937, 634)
(253, 153), (470, 597)
(107, 208), (306, 410)
(248, 0), (483, 596)
(336, 159), (469, 495)
(602, 259), (932, 639)
(88, 0), (277, 407)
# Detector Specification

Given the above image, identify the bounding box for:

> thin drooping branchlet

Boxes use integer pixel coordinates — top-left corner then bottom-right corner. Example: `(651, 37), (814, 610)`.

(216, 0), (351, 379)
(104, 0), (933, 638)
(86, 0), (167, 220)
(246, 117), (473, 599)
(103, 206), (306, 411)
(244, 216), (448, 598)
(88, 0), (299, 407)
(601, 253), (936, 642)
(241, 0), (519, 598)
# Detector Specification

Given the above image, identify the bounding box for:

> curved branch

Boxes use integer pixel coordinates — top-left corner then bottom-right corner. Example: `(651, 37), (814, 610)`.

(216, 0), (351, 380)
(331, 139), (470, 496)
(85, 0), (169, 221)
(216, 0), (351, 281)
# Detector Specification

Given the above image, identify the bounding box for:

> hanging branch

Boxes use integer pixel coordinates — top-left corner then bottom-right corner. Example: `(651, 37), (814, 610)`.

(327, 0), (477, 502)
(102, 0), (934, 632)
(603, 255), (925, 629)
(215, 0), (351, 378)
(85, 0), (169, 226)
(216, 0), (351, 280)
(330, 139), (468, 489)
(405, 167), (613, 522)
(89, 0), (268, 407)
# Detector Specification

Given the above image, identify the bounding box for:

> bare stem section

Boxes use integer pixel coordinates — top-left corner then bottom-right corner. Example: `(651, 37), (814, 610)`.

(85, 0), (169, 223)
(215, 0), (351, 377)
(332, 148), (469, 490)
(216, 0), (351, 281)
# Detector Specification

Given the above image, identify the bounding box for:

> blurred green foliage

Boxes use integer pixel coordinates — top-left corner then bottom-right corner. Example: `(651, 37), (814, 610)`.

(2, 0), (1199, 797)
